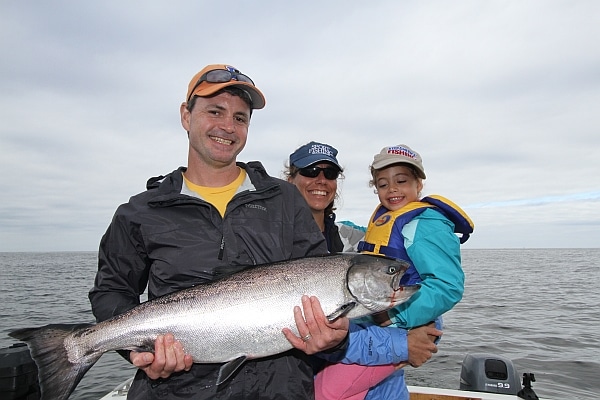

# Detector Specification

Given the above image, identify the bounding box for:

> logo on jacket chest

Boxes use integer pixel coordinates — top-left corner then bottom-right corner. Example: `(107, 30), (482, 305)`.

(245, 203), (267, 212)
(374, 214), (391, 226)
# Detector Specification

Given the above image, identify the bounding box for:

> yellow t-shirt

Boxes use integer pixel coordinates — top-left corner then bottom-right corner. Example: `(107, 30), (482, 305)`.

(183, 168), (246, 217)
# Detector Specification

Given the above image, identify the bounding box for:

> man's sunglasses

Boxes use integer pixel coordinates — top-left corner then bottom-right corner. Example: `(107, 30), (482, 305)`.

(297, 166), (340, 180)
(187, 69), (255, 102)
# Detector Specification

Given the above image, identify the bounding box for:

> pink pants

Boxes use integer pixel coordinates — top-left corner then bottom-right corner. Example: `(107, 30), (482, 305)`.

(314, 362), (396, 400)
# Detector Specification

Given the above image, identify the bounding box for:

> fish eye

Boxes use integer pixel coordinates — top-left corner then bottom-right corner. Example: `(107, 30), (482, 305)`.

(387, 266), (397, 274)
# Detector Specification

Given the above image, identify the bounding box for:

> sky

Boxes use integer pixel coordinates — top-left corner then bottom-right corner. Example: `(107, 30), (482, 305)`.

(1, 1), (599, 252)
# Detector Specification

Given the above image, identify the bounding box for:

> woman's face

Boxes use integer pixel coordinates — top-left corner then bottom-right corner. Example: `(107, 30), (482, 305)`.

(288, 163), (339, 213)
(373, 165), (422, 211)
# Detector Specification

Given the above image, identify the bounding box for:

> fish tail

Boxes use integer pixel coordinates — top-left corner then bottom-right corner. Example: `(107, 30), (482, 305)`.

(9, 323), (100, 400)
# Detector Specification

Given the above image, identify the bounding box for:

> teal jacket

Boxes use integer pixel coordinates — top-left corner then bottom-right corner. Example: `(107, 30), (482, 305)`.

(357, 197), (470, 327)
(387, 207), (465, 327)
(340, 201), (470, 400)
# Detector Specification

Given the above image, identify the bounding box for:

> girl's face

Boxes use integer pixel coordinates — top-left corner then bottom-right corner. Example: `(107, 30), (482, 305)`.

(373, 165), (423, 211)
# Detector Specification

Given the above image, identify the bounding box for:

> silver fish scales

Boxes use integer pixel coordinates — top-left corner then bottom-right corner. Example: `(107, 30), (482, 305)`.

(9, 253), (418, 400)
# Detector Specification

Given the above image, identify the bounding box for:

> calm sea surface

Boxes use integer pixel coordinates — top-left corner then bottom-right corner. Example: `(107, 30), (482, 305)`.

(1, 249), (599, 399)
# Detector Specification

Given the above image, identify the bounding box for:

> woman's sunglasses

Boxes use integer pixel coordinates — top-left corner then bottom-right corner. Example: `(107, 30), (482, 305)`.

(297, 166), (340, 180)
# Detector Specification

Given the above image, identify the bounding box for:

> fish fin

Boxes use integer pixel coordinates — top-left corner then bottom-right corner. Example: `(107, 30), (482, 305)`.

(326, 302), (357, 322)
(216, 355), (248, 385)
(9, 324), (101, 400)
(127, 339), (156, 353)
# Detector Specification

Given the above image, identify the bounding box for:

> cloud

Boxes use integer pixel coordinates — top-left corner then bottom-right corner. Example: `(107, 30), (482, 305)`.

(1, 0), (599, 251)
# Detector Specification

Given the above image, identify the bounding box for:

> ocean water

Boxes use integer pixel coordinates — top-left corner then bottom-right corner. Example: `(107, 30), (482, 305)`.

(1, 249), (599, 399)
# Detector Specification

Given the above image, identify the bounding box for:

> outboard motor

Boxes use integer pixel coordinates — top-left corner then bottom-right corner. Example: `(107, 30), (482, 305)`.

(460, 353), (521, 395)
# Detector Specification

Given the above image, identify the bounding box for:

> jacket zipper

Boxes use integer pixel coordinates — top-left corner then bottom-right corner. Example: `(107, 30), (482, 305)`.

(218, 235), (225, 260)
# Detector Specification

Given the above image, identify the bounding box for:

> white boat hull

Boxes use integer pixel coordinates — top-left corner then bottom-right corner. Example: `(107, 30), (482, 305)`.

(99, 380), (547, 400)
(408, 385), (547, 399)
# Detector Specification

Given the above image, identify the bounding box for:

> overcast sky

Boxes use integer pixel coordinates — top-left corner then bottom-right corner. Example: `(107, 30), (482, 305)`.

(1, 1), (598, 252)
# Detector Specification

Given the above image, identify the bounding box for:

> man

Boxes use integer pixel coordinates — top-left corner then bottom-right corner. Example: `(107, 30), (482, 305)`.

(89, 64), (348, 399)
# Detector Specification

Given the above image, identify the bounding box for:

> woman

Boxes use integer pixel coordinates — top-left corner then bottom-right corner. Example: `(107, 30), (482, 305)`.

(284, 141), (346, 252)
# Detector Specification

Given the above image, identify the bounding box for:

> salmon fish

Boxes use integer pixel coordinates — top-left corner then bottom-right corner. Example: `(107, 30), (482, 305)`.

(9, 253), (419, 400)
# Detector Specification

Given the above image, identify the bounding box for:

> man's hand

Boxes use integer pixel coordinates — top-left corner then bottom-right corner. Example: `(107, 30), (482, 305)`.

(283, 295), (349, 354)
(130, 333), (193, 380)
(407, 322), (442, 368)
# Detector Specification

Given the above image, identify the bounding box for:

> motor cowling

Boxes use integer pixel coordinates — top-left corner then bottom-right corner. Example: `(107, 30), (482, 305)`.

(459, 353), (521, 395)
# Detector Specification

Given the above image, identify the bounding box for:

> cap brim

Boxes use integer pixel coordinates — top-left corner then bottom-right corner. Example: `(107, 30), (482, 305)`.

(372, 159), (426, 179)
(192, 81), (266, 109)
(294, 156), (342, 170)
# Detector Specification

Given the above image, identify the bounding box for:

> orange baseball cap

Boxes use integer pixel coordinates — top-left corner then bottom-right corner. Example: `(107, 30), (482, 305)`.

(186, 64), (266, 109)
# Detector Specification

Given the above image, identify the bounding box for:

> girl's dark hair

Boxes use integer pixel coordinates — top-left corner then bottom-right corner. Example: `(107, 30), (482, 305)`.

(368, 163), (421, 188)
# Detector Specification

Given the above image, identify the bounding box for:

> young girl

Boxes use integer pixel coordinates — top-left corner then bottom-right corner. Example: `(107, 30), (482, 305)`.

(314, 144), (473, 400)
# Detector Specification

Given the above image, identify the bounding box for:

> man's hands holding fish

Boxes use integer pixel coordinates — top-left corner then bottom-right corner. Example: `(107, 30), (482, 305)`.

(130, 295), (349, 379)
(130, 333), (194, 380)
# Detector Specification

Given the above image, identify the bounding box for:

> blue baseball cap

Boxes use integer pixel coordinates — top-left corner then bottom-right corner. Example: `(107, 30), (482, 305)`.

(289, 141), (342, 169)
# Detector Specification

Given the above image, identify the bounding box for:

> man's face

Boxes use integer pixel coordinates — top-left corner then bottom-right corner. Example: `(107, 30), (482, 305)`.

(181, 92), (251, 169)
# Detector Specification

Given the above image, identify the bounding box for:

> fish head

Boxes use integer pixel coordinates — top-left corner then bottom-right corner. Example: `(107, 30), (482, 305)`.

(346, 254), (419, 314)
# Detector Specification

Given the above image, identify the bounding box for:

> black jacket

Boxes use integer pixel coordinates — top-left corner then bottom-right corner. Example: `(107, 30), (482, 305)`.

(324, 212), (344, 253)
(89, 162), (328, 399)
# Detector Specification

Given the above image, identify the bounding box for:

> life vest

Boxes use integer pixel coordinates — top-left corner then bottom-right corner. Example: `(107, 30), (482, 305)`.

(357, 195), (474, 261)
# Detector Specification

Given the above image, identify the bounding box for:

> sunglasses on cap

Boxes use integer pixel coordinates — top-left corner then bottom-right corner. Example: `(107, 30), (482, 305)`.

(297, 166), (340, 180)
(187, 68), (255, 102)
